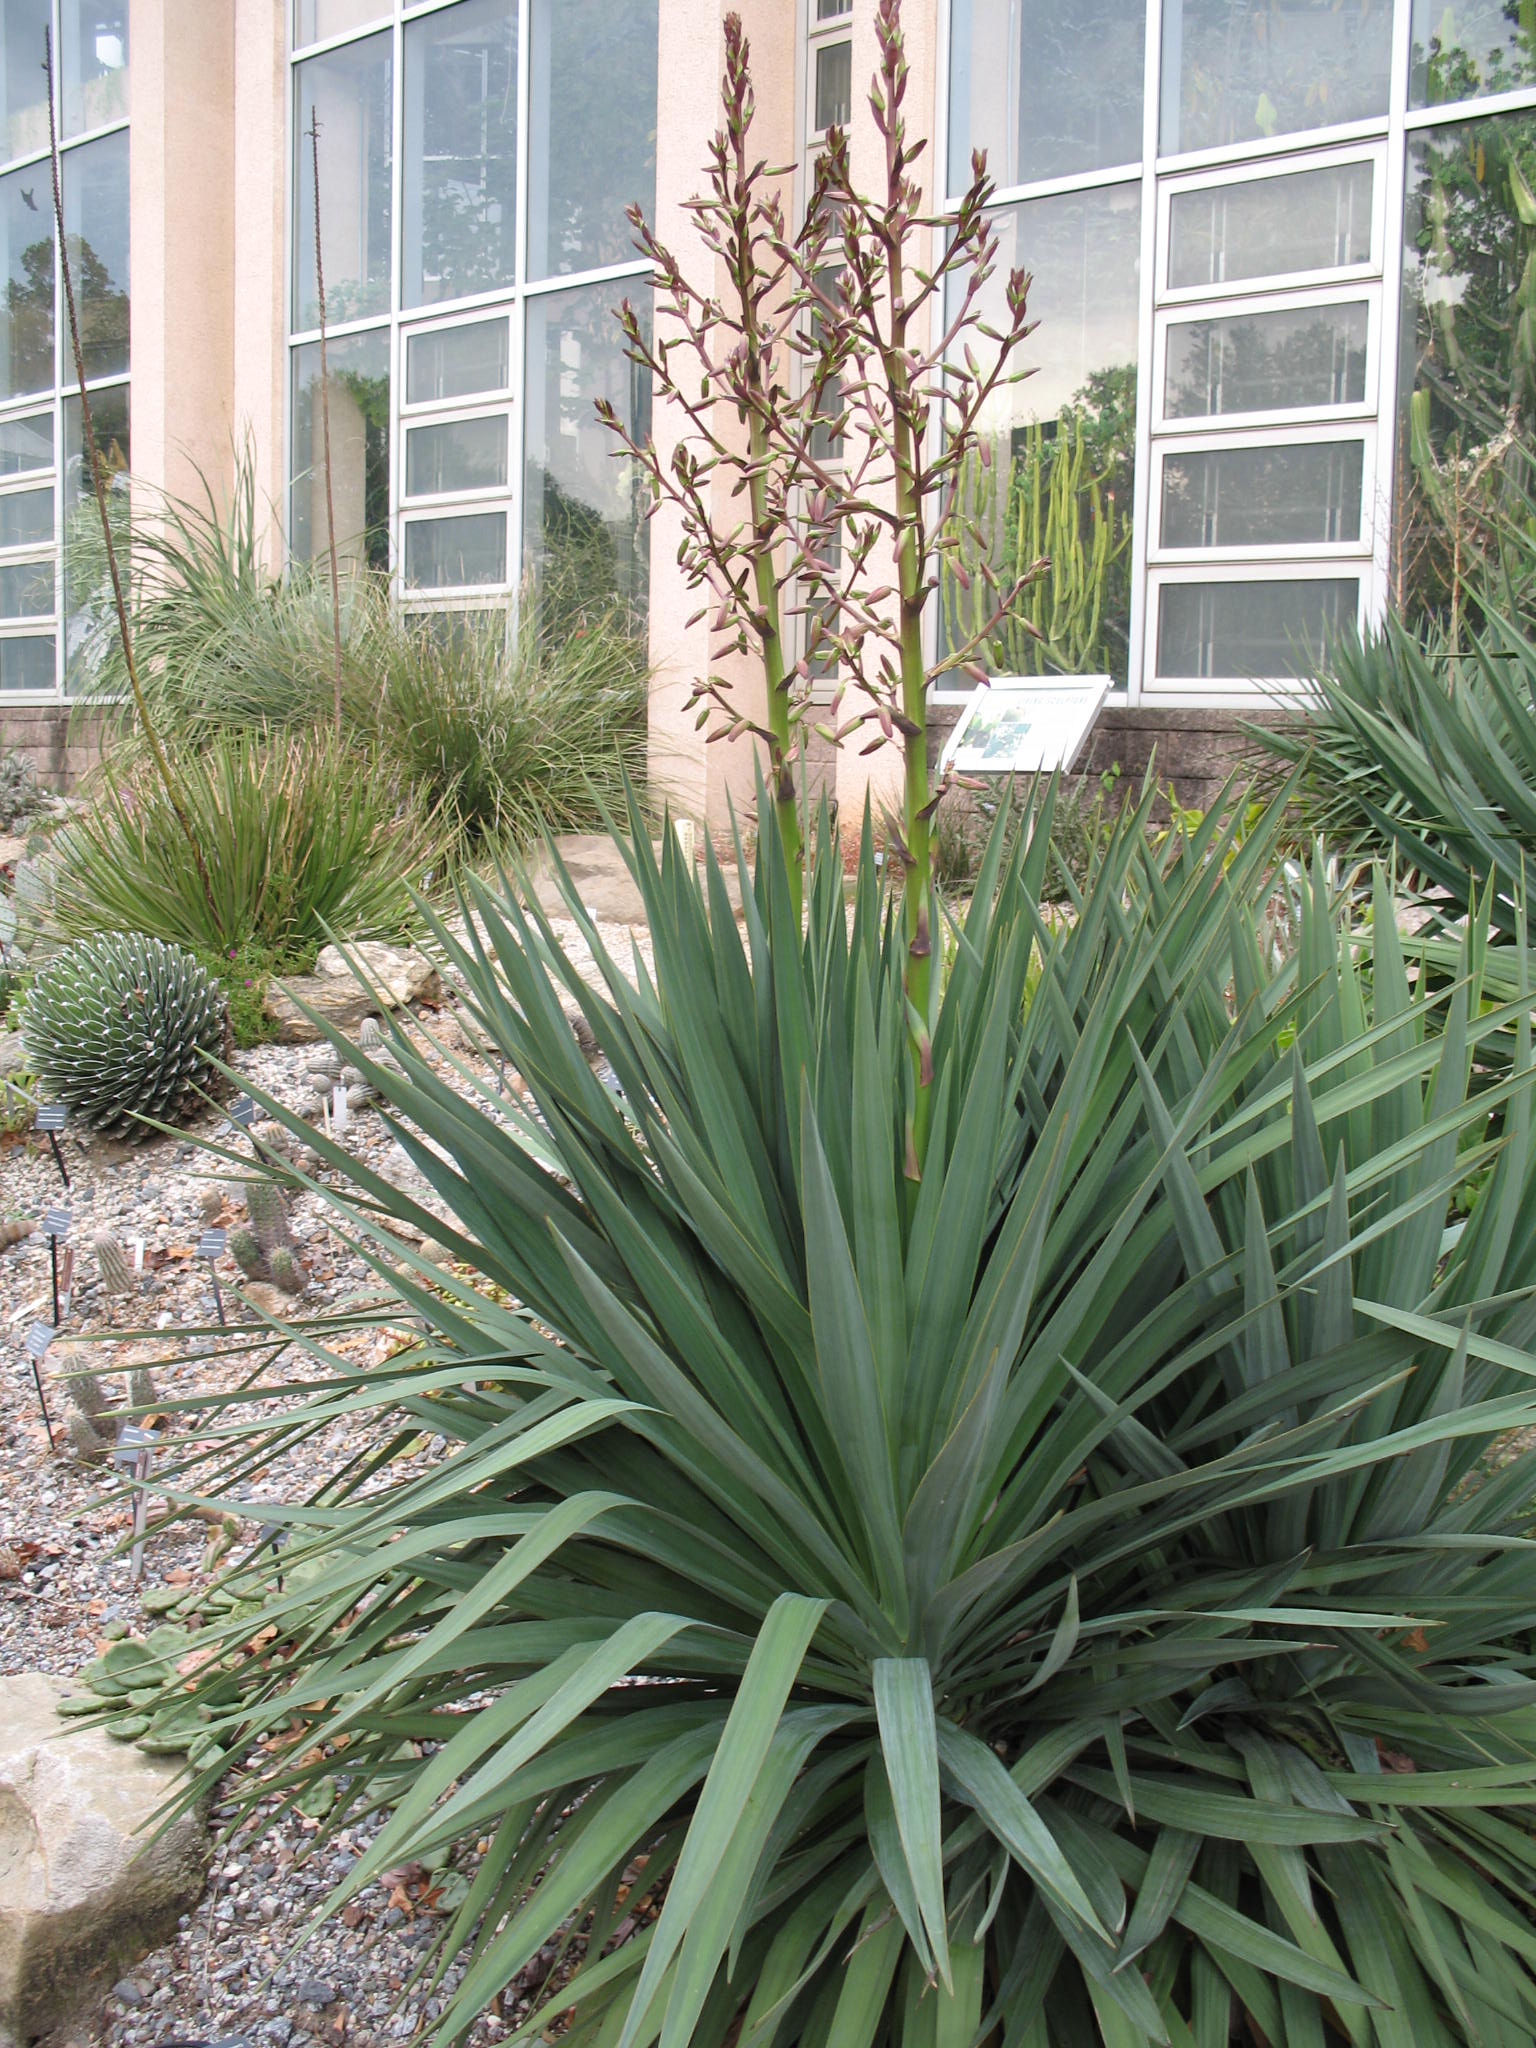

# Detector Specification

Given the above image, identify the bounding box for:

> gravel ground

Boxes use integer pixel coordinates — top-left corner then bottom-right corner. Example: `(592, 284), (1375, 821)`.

(0, 915), (653, 2048)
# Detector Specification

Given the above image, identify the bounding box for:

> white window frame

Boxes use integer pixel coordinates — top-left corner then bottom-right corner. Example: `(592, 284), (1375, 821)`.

(399, 502), (511, 597)
(1145, 560), (1370, 702)
(1148, 421), (1379, 564)
(399, 406), (512, 504)
(1151, 284), (1383, 435)
(1157, 140), (1387, 304)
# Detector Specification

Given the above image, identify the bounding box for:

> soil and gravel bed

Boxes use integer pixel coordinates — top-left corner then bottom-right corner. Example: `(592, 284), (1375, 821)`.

(0, 915), (650, 2048)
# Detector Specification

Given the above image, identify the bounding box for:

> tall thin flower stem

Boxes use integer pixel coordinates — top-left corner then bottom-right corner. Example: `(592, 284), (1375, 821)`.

(44, 28), (222, 939)
(311, 111), (345, 738)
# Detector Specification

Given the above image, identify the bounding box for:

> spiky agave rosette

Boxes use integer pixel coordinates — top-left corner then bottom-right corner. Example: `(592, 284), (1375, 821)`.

(23, 931), (228, 1139)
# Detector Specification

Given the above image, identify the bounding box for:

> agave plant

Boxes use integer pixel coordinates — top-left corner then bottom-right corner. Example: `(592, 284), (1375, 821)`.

(138, 779), (1536, 2048)
(1258, 603), (1536, 938)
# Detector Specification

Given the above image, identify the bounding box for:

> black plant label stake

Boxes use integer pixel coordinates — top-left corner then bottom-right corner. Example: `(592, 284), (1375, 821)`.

(33, 1103), (69, 1189)
(42, 1206), (70, 1326)
(198, 1227), (228, 1327)
(24, 1320), (55, 1450)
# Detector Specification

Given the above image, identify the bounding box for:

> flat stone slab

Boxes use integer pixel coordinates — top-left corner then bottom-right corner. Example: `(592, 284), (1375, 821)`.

(262, 940), (442, 1045)
(0, 1671), (208, 2047)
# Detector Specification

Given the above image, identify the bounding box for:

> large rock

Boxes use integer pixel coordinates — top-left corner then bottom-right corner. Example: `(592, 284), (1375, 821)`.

(0, 1672), (208, 2046)
(262, 940), (441, 1044)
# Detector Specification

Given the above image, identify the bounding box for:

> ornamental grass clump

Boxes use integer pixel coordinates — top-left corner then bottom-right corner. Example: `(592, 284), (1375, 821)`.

(116, 9), (1536, 2044)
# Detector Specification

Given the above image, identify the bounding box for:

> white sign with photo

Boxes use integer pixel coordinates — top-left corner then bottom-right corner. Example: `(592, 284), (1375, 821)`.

(939, 677), (1111, 778)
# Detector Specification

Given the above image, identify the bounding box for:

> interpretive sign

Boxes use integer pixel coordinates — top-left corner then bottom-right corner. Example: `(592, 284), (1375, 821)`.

(939, 677), (1110, 779)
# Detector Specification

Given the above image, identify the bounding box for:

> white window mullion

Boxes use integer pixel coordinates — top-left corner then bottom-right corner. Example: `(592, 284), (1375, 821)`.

(1125, 0), (1162, 705)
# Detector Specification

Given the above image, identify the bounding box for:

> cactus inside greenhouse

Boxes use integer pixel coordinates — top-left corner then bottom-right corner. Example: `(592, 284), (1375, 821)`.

(22, 933), (228, 1140)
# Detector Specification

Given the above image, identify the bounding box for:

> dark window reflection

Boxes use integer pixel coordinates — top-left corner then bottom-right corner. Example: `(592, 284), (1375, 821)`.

(1161, 441), (1364, 547)
(1157, 577), (1358, 678)
(0, 163), (54, 403)
(63, 380), (128, 692)
(63, 130), (129, 383)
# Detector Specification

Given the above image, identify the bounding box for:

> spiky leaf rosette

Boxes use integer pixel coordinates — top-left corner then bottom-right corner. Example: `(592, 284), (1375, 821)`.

(23, 932), (227, 1139)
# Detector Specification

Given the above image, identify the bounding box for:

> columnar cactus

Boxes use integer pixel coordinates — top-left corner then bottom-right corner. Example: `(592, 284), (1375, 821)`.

(93, 1231), (135, 1299)
(23, 934), (228, 1139)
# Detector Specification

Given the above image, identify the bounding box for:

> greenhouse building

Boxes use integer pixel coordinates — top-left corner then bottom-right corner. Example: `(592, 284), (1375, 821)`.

(0, 0), (1530, 817)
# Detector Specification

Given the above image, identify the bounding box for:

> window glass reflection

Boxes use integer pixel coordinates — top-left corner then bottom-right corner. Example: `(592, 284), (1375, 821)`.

(1156, 576), (1358, 678)
(943, 185), (1140, 684)
(2, 0), (51, 166)
(0, 485), (51, 548)
(61, 0), (128, 138)
(0, 411), (50, 473)
(404, 0), (518, 309)
(1400, 112), (1536, 623)
(64, 130), (129, 383)
(1164, 302), (1369, 419)
(0, 556), (52, 617)
(405, 415), (508, 497)
(1412, 0), (1536, 107)
(0, 633), (54, 691)
(291, 329), (391, 572)
(523, 278), (650, 614)
(1160, 441), (1365, 547)
(404, 511), (507, 589)
(295, 0), (389, 48)
(948, 0), (1143, 192)
(0, 163), (53, 403)
(1161, 0), (1392, 156)
(527, 0), (657, 280)
(406, 318), (509, 404)
(62, 380), (126, 690)
(1169, 161), (1374, 290)
(294, 32), (393, 331)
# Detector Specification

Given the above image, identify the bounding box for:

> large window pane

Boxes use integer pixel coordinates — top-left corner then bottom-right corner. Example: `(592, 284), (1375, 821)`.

(290, 328), (391, 573)
(0, 485), (51, 548)
(943, 186), (1140, 684)
(1399, 112), (1536, 622)
(295, 0), (389, 48)
(0, 556), (52, 618)
(948, 0), (1143, 192)
(62, 0), (128, 138)
(527, 0), (658, 280)
(63, 382), (127, 690)
(1169, 161), (1373, 290)
(403, 0), (518, 310)
(0, 633), (54, 691)
(405, 317), (509, 404)
(0, 411), (49, 474)
(2, 0), (51, 165)
(405, 415), (508, 497)
(64, 131), (129, 383)
(523, 279), (651, 612)
(1161, 0), (1392, 157)
(0, 163), (53, 402)
(1160, 441), (1365, 546)
(1156, 576), (1358, 678)
(1164, 302), (1369, 419)
(815, 42), (852, 132)
(1411, 0), (1536, 108)
(404, 511), (507, 590)
(293, 32), (392, 331)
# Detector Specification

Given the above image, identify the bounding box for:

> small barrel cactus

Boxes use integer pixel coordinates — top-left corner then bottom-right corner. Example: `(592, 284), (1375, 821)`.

(23, 933), (228, 1139)
(93, 1231), (135, 1299)
(267, 1245), (307, 1296)
(228, 1226), (265, 1280)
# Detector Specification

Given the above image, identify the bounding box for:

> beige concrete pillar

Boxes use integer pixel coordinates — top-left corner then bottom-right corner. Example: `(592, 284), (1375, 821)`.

(645, 0), (799, 836)
(129, 0), (237, 517)
(232, 0), (289, 573)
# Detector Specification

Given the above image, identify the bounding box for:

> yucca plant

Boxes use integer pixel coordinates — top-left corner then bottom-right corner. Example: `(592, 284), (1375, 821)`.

(1256, 607), (1536, 937)
(131, 774), (1536, 2048)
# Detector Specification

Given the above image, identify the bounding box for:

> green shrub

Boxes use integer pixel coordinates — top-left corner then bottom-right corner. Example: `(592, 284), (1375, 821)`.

(137, 787), (1536, 2047)
(369, 601), (647, 848)
(74, 451), (648, 850)
(23, 932), (227, 1139)
(41, 730), (448, 960)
